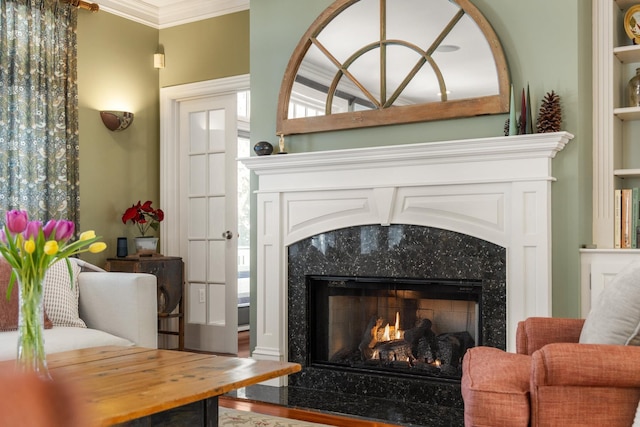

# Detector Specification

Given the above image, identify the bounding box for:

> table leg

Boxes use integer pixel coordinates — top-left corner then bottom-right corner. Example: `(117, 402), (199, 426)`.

(113, 395), (220, 426)
(205, 396), (219, 427)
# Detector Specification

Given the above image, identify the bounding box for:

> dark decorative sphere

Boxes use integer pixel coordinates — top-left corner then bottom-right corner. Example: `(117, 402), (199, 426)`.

(254, 141), (273, 156)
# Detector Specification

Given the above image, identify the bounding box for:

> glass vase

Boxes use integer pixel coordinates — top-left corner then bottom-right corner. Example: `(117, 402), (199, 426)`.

(16, 274), (51, 380)
(134, 236), (159, 255)
(628, 68), (640, 107)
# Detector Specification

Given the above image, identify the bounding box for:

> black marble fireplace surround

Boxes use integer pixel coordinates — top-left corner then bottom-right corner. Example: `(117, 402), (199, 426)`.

(286, 224), (506, 426)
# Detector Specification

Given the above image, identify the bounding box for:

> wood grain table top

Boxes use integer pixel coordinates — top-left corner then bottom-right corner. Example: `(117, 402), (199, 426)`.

(44, 346), (301, 426)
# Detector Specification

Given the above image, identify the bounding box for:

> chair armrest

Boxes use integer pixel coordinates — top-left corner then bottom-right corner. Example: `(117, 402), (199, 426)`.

(78, 272), (158, 349)
(516, 317), (585, 355)
(530, 343), (640, 426)
(532, 343), (640, 387)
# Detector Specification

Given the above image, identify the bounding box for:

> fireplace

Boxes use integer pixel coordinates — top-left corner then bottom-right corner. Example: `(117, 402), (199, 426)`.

(308, 275), (482, 381)
(240, 133), (572, 425)
(241, 132), (572, 388)
(287, 223), (505, 409)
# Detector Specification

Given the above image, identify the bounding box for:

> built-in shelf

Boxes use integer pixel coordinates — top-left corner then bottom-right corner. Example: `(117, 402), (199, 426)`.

(614, 106), (640, 120)
(614, 168), (640, 178)
(585, 1), (640, 316)
(614, 45), (640, 63)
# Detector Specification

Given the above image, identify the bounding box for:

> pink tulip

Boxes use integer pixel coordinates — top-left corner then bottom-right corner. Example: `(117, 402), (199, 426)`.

(5, 210), (28, 234)
(54, 220), (75, 242)
(0, 230), (6, 244)
(43, 220), (57, 239)
(23, 221), (42, 240)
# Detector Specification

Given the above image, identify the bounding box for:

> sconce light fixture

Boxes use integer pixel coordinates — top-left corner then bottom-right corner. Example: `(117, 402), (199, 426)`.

(154, 53), (165, 69)
(100, 111), (134, 131)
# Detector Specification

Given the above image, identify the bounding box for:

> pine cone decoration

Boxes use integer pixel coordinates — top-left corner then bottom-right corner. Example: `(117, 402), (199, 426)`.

(504, 118), (521, 136)
(536, 91), (562, 133)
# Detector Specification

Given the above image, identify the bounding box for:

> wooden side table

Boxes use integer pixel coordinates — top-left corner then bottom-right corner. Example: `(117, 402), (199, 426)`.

(105, 256), (185, 350)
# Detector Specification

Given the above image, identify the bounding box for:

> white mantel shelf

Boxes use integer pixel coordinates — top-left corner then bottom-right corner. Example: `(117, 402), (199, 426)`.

(243, 132), (573, 180)
(241, 131), (574, 384)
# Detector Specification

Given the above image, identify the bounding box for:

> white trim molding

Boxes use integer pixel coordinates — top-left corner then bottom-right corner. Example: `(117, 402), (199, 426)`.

(241, 131), (574, 382)
(98, 0), (249, 29)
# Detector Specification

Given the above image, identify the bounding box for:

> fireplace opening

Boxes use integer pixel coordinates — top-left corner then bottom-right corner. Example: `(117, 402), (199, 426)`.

(307, 275), (482, 381)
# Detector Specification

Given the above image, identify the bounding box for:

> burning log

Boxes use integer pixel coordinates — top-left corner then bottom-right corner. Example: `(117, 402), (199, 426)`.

(415, 331), (475, 368)
(357, 311), (475, 378)
(403, 318), (437, 358)
(374, 339), (415, 364)
(358, 315), (384, 360)
(403, 318), (433, 345)
(437, 331), (475, 368)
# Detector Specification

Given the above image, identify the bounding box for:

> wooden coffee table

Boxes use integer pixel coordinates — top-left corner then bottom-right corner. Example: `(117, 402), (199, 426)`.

(44, 346), (301, 426)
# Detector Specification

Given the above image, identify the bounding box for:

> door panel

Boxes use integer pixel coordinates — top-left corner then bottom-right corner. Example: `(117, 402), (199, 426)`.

(179, 94), (238, 354)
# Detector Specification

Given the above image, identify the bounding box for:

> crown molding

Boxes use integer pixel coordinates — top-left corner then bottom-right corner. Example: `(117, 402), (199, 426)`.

(97, 0), (249, 29)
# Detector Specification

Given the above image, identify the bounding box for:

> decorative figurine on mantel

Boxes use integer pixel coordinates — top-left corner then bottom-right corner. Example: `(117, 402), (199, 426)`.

(277, 133), (287, 154)
(504, 88), (562, 135)
(504, 84), (533, 136)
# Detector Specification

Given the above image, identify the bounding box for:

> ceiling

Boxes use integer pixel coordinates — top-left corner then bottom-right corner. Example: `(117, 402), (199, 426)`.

(97, 0), (249, 29)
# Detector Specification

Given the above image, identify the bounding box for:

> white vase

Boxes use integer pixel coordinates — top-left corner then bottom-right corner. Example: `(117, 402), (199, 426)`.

(134, 237), (159, 255)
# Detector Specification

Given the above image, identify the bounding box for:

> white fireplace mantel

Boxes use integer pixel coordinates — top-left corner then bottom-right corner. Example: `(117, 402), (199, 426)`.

(241, 131), (574, 374)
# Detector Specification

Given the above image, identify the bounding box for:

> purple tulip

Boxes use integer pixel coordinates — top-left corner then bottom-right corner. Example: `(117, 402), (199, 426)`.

(43, 220), (57, 239)
(54, 220), (75, 242)
(23, 221), (42, 240)
(5, 210), (28, 234)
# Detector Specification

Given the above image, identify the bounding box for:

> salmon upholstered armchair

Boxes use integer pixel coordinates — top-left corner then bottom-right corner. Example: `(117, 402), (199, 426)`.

(462, 261), (640, 427)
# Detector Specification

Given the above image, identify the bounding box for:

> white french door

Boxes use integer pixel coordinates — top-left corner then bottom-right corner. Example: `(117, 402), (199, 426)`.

(179, 94), (238, 354)
(160, 76), (249, 354)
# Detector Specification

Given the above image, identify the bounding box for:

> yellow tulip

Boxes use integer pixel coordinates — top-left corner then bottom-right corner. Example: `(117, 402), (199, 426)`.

(23, 239), (35, 254)
(79, 230), (96, 241)
(88, 242), (107, 253)
(44, 240), (59, 255)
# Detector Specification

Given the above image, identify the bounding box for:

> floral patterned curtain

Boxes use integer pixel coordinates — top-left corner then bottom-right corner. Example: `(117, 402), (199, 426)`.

(0, 0), (79, 226)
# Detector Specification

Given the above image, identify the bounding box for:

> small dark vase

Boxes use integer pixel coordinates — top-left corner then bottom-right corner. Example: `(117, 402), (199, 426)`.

(254, 141), (273, 156)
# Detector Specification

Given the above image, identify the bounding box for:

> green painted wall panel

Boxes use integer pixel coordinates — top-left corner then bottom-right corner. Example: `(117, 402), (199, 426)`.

(77, 11), (160, 266)
(159, 11), (250, 88)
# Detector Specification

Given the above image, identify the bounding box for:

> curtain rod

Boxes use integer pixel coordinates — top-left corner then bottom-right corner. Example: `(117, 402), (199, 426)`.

(61, 0), (100, 12)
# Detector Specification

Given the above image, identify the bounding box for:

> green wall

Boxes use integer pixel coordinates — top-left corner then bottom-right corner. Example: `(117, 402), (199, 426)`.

(250, 0), (593, 318)
(77, 11), (160, 266)
(159, 11), (250, 88)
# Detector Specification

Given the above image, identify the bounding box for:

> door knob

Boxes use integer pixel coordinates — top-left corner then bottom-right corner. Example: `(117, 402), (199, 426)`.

(222, 230), (233, 240)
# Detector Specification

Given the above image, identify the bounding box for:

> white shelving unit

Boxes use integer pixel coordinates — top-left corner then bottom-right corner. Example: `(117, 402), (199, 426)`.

(582, 0), (640, 316)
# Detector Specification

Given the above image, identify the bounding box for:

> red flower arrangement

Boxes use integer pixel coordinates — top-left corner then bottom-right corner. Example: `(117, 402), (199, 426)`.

(121, 201), (164, 237)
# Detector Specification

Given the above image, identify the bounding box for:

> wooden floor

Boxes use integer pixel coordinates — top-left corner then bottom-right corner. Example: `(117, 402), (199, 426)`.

(238, 330), (250, 358)
(219, 396), (402, 427)
(220, 331), (401, 427)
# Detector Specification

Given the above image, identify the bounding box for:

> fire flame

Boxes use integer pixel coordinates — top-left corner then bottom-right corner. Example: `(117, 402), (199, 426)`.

(379, 312), (402, 342)
(381, 324), (390, 341)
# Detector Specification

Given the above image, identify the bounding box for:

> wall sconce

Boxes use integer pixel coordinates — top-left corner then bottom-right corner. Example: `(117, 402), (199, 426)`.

(154, 53), (165, 69)
(100, 111), (134, 131)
